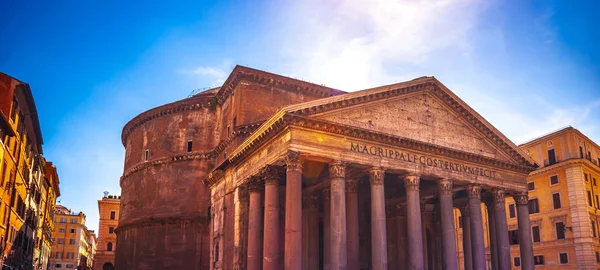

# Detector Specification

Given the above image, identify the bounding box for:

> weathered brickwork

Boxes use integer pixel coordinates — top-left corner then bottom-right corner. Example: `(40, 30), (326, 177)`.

(117, 66), (343, 269)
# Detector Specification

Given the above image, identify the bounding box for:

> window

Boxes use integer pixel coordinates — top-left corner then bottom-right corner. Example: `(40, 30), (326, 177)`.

(57, 238), (65, 244)
(107, 242), (113, 251)
(534, 255), (545, 265)
(548, 149), (557, 165)
(60, 217), (66, 223)
(110, 211), (116, 220)
(513, 257), (521, 267)
(532, 226), (541, 242)
(55, 252), (60, 259)
(227, 125), (231, 138)
(550, 175), (559, 185)
(145, 149), (149, 161)
(9, 97), (18, 121)
(593, 221), (597, 238)
(70, 228), (75, 233)
(585, 173), (589, 182)
(529, 199), (539, 214)
(70, 218), (77, 224)
(55, 264), (62, 268)
(109, 227), (114, 234)
(596, 195), (600, 209)
(69, 239), (75, 245)
(595, 178), (598, 186)
(580, 146), (584, 158)
(588, 191), (593, 206)
(59, 228), (65, 233)
(509, 230), (519, 245)
(509, 204), (516, 218)
(186, 141), (193, 153)
(66, 264), (73, 268)
(553, 193), (562, 209)
(596, 252), (600, 263)
(556, 222), (566, 239)
(527, 182), (535, 191)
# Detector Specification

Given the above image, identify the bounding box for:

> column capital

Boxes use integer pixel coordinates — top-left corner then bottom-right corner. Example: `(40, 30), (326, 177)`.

(404, 174), (420, 191)
(328, 161), (346, 179)
(492, 189), (506, 203)
(247, 176), (264, 193)
(284, 150), (302, 172)
(237, 186), (249, 202)
(260, 165), (281, 186)
(303, 195), (319, 210)
(346, 178), (358, 193)
(368, 167), (385, 186)
(513, 192), (529, 205)
(466, 184), (482, 199)
(438, 179), (453, 195)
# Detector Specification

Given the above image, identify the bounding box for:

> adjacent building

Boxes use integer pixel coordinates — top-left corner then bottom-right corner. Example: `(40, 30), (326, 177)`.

(49, 206), (96, 270)
(0, 72), (60, 270)
(93, 194), (119, 270)
(117, 65), (538, 269)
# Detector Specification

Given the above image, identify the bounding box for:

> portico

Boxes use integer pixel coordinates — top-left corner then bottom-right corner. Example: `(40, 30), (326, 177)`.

(205, 77), (537, 270)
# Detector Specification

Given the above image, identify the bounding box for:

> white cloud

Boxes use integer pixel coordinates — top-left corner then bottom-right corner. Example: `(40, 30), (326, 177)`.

(178, 61), (233, 86)
(278, 0), (486, 90)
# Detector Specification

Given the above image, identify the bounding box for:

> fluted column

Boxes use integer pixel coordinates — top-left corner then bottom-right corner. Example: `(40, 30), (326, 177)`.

(262, 166), (281, 270)
(438, 179), (458, 270)
(346, 178), (359, 270)
(493, 190), (510, 270)
(369, 168), (388, 270)
(247, 179), (264, 270)
(285, 151), (303, 270)
(460, 206), (472, 270)
(514, 193), (534, 270)
(329, 161), (347, 270)
(323, 188), (331, 270)
(467, 185), (486, 270)
(303, 195), (319, 270)
(405, 174), (424, 270)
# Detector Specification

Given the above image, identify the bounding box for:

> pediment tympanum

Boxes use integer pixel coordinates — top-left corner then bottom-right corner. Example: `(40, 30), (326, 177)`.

(312, 92), (513, 163)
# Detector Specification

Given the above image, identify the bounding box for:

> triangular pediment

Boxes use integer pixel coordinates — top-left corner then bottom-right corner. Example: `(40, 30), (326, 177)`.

(314, 91), (516, 162)
(282, 77), (535, 166)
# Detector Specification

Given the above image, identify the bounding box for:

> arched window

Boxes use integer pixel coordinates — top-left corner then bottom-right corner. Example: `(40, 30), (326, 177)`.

(102, 262), (114, 270)
(107, 242), (113, 251)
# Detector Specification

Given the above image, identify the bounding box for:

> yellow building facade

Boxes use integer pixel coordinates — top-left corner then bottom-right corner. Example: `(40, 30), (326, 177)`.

(455, 127), (600, 269)
(49, 206), (96, 270)
(93, 194), (119, 270)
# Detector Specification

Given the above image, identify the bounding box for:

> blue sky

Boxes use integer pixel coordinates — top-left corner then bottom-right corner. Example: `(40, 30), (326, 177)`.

(1, 0), (598, 231)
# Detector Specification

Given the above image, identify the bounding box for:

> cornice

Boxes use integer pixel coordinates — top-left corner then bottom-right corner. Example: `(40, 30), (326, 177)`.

(528, 158), (600, 177)
(215, 67), (343, 106)
(121, 99), (214, 146)
(230, 114), (535, 174)
(120, 152), (213, 186)
(114, 216), (209, 234)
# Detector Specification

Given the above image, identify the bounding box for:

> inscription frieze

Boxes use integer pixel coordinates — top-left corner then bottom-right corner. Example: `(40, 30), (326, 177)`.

(350, 142), (497, 178)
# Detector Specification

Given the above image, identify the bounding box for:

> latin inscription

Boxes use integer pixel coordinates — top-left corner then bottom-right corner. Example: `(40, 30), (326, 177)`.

(350, 142), (497, 178)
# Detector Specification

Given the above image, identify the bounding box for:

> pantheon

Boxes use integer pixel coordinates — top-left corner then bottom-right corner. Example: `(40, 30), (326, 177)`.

(116, 65), (537, 270)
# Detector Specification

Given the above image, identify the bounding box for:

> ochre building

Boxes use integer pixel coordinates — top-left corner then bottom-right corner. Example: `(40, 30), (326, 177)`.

(116, 66), (538, 270)
(49, 205), (96, 270)
(93, 194), (119, 270)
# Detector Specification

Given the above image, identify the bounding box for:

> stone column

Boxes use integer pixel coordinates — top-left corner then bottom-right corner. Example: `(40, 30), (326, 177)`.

(303, 195), (319, 270)
(329, 161), (347, 270)
(346, 178), (359, 270)
(323, 188), (331, 270)
(405, 174), (424, 270)
(438, 179), (458, 270)
(467, 185), (486, 270)
(493, 190), (510, 270)
(247, 180), (263, 270)
(369, 168), (388, 270)
(396, 204), (408, 270)
(285, 151), (303, 270)
(485, 200), (498, 270)
(514, 193), (534, 270)
(459, 206), (472, 270)
(262, 166), (281, 270)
